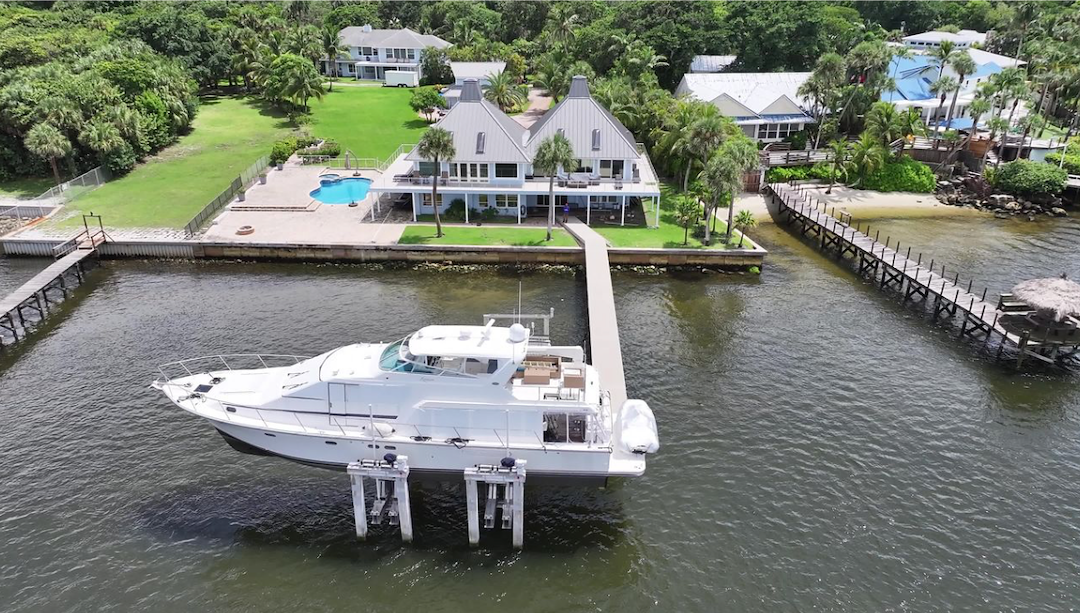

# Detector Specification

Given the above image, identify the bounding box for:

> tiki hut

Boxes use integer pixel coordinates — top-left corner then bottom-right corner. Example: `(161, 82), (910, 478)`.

(1012, 274), (1080, 323)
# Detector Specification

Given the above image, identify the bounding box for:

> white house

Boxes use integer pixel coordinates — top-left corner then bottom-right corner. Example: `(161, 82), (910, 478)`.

(902, 29), (988, 50)
(372, 76), (661, 226)
(674, 72), (814, 142)
(443, 61), (506, 108)
(323, 24), (451, 82)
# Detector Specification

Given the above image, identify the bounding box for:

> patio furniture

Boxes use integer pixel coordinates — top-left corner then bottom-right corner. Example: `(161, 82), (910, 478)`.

(523, 367), (552, 385)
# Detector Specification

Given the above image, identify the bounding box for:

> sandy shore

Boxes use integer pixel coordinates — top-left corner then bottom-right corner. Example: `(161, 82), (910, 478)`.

(735, 184), (982, 223)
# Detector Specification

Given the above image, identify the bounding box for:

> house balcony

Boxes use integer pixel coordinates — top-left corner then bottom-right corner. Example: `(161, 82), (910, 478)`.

(353, 56), (418, 66)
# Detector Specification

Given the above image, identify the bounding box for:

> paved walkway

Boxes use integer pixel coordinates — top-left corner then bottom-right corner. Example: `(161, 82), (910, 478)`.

(561, 218), (627, 411)
(512, 87), (553, 129)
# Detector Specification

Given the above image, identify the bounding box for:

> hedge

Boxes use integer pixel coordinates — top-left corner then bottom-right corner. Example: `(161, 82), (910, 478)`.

(1044, 152), (1080, 175)
(989, 159), (1067, 196)
(861, 157), (936, 193)
(765, 162), (843, 184)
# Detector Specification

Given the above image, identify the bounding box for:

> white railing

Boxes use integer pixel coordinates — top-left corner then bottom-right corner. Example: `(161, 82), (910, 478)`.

(156, 353), (309, 382)
(377, 143), (416, 173)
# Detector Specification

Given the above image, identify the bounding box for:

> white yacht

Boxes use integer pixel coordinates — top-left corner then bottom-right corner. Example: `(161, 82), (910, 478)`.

(152, 320), (659, 485)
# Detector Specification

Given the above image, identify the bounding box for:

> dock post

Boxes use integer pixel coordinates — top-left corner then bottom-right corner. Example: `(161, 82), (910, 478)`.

(346, 455), (413, 543)
(463, 459), (528, 549)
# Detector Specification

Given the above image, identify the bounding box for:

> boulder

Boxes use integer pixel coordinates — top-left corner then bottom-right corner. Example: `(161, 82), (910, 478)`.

(1052, 207), (1068, 217)
(994, 210), (1009, 219)
(1005, 201), (1021, 211)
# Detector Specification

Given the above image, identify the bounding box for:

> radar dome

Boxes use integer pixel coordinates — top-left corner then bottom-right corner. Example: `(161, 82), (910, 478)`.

(508, 323), (527, 343)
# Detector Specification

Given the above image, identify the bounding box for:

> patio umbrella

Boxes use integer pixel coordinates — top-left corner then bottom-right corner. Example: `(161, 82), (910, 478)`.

(1011, 274), (1080, 322)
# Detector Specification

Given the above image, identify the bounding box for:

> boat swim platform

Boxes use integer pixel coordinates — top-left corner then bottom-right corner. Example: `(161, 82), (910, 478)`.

(0, 217), (107, 350)
(766, 182), (1080, 368)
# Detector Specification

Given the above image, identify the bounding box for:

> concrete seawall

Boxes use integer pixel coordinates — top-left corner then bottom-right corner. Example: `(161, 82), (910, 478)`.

(1, 238), (766, 268)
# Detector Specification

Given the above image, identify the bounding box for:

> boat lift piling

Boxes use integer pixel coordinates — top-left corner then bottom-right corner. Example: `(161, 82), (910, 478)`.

(464, 460), (527, 549)
(347, 455), (413, 543)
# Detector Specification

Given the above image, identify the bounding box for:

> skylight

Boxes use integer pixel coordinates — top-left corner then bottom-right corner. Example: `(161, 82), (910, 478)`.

(476, 132), (486, 154)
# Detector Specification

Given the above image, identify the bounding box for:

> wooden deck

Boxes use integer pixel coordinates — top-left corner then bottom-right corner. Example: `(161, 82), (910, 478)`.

(767, 182), (1080, 367)
(561, 219), (627, 410)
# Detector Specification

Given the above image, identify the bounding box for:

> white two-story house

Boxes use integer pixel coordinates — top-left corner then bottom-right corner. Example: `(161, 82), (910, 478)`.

(371, 76), (661, 226)
(323, 24), (451, 82)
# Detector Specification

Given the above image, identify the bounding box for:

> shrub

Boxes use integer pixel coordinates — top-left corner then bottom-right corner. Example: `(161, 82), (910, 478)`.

(443, 198), (467, 221)
(479, 207), (499, 221)
(270, 138), (297, 165)
(765, 166), (812, 182)
(809, 162), (842, 182)
(1044, 152), (1080, 175)
(861, 157), (936, 193)
(749, 265), (761, 274)
(297, 140), (342, 159)
(103, 142), (138, 175)
(783, 130), (809, 150)
(989, 159), (1067, 196)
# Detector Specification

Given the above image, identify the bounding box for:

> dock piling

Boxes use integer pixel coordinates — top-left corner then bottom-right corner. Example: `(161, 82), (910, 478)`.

(464, 460), (527, 549)
(347, 455), (413, 543)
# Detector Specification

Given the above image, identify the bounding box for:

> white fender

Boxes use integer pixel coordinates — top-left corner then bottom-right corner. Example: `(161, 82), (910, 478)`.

(619, 399), (659, 454)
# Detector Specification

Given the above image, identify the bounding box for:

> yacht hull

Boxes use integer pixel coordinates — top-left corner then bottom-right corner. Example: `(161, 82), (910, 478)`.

(211, 420), (639, 486)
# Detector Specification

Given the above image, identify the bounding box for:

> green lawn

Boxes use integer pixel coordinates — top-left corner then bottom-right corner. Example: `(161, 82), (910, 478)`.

(308, 87), (428, 161)
(592, 182), (753, 249)
(56, 95), (290, 229)
(398, 225), (579, 247)
(0, 176), (54, 200)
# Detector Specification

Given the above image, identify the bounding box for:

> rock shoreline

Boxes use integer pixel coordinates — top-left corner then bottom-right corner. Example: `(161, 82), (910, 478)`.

(935, 176), (1069, 221)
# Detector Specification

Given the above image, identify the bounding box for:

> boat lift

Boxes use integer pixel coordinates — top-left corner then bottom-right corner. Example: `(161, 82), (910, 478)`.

(347, 455), (413, 542)
(464, 460), (528, 549)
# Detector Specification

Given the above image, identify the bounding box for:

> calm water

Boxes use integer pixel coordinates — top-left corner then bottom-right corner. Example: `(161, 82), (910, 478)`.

(2, 214), (1080, 612)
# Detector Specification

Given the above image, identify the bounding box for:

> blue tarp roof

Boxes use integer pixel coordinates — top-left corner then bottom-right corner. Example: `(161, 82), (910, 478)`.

(937, 117), (975, 130)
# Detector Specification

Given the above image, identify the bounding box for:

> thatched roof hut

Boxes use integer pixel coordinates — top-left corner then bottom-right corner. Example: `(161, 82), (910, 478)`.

(1012, 275), (1080, 322)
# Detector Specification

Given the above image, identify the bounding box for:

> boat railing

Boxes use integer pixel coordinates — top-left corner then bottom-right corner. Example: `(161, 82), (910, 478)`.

(156, 353), (310, 382)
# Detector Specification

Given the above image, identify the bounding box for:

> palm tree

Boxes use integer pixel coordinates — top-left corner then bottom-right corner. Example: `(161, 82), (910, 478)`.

(532, 132), (576, 241)
(321, 26), (348, 92)
(699, 138), (758, 245)
(965, 97), (992, 152)
(656, 99), (704, 192)
(78, 118), (123, 160)
(825, 140), (849, 194)
(733, 210), (756, 248)
(994, 70), (1030, 167)
(930, 76), (958, 147)
(930, 40), (959, 81)
(25, 123), (72, 186)
(897, 107), (926, 158)
(483, 70), (526, 112)
(799, 52), (846, 148)
(865, 101), (902, 149)
(847, 134), (885, 188)
(674, 195), (700, 246)
(416, 128), (455, 238)
(687, 112), (727, 189)
(944, 54), (977, 133)
(887, 47), (914, 102)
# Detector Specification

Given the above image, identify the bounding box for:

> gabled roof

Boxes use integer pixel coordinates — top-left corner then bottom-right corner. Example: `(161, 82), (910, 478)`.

(407, 79), (528, 164)
(881, 50), (1012, 102)
(903, 30), (987, 46)
(525, 76), (640, 160)
(677, 72), (813, 120)
(450, 61), (506, 81)
(339, 26), (451, 50)
(690, 55), (737, 73)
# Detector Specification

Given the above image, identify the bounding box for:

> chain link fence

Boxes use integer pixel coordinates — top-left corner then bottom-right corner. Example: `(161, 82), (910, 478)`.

(184, 155), (269, 237)
(33, 165), (111, 203)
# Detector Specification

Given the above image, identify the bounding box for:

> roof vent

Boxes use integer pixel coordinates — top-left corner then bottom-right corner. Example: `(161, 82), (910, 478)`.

(591, 129), (600, 151)
(476, 132), (485, 154)
(557, 128), (565, 138)
(362, 24), (372, 33)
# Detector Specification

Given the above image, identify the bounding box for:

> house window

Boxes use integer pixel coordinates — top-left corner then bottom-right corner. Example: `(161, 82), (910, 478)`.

(450, 163), (489, 181)
(361, 47), (374, 56)
(599, 160), (625, 179)
(757, 123), (801, 140)
(478, 194), (490, 208)
(591, 129), (601, 151)
(575, 159), (594, 173)
(407, 49), (416, 60)
(476, 132), (486, 154)
(495, 163), (518, 178)
(421, 194), (443, 207)
(495, 194), (516, 208)
(418, 161), (438, 176)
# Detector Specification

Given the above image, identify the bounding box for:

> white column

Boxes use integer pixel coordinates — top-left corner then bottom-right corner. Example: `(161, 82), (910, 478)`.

(411, 193), (417, 222)
(349, 469), (369, 539)
(465, 477), (480, 546)
(620, 195), (626, 226)
(464, 194), (469, 224)
(395, 460), (413, 543)
(654, 196), (660, 228)
(517, 194), (522, 224)
(586, 197), (591, 225)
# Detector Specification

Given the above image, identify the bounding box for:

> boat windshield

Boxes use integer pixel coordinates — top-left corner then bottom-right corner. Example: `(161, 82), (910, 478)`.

(378, 336), (481, 377)
(379, 339), (408, 371)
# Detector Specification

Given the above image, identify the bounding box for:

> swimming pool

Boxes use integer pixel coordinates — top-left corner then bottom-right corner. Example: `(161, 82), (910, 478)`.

(309, 177), (372, 204)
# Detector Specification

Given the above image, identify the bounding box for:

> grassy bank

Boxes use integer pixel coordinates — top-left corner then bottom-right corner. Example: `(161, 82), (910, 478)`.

(308, 87), (428, 161)
(56, 96), (290, 229)
(592, 183), (751, 249)
(398, 225), (579, 247)
(0, 176), (53, 200)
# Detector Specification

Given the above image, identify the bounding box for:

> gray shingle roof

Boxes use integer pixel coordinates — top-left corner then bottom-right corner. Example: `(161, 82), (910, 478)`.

(525, 76), (640, 160)
(406, 80), (529, 164)
(339, 26), (451, 50)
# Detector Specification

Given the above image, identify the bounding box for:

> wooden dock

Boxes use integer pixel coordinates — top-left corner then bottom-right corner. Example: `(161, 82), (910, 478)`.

(0, 218), (106, 350)
(561, 219), (628, 410)
(766, 182), (1080, 368)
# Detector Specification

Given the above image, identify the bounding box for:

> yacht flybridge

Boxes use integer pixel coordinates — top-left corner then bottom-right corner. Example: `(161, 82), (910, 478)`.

(152, 319), (659, 485)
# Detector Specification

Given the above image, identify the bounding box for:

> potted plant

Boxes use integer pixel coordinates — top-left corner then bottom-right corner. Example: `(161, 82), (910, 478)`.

(258, 173), (267, 185)
(237, 188), (246, 202)
(276, 162), (284, 171)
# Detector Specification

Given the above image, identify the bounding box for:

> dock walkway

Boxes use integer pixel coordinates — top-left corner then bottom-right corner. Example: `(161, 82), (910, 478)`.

(561, 219), (627, 410)
(766, 182), (1080, 367)
(0, 219), (106, 349)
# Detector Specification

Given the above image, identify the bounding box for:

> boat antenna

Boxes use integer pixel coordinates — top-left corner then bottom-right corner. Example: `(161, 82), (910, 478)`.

(517, 280), (522, 324)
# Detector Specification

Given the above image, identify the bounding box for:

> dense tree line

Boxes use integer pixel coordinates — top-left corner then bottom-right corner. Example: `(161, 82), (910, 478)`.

(1, 0), (1074, 186)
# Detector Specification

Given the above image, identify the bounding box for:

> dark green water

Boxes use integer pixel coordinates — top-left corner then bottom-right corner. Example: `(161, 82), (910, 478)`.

(1, 214), (1079, 612)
